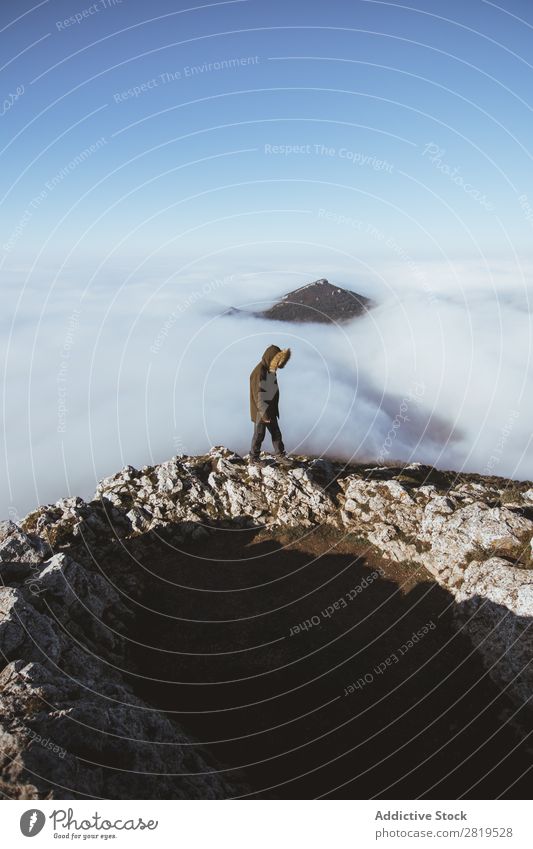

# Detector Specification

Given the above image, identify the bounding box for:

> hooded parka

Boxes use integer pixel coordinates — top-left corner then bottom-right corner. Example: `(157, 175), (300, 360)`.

(249, 345), (291, 423)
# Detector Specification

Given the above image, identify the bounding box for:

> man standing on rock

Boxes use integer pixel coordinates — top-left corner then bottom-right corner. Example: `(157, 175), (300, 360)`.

(249, 344), (291, 466)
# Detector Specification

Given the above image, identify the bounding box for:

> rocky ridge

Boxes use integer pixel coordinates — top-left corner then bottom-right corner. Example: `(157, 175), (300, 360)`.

(1, 446), (532, 798)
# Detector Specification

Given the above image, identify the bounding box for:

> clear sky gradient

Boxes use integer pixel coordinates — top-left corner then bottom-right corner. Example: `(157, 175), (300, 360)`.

(1, 0), (533, 517)
(2, 0), (533, 267)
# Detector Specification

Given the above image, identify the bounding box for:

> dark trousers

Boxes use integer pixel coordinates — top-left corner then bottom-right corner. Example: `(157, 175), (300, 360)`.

(251, 418), (285, 458)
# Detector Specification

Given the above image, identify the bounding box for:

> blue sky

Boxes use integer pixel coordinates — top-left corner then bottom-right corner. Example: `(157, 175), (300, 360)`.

(2, 0), (533, 517)
(2, 0), (533, 267)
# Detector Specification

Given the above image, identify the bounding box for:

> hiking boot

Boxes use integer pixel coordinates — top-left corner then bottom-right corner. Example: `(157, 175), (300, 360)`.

(275, 454), (292, 467)
(248, 456), (266, 467)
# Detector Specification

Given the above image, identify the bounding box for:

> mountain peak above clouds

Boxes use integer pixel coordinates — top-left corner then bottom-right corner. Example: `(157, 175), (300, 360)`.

(257, 278), (374, 323)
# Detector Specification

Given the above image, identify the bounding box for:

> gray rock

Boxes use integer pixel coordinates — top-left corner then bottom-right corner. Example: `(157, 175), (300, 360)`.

(455, 558), (533, 702)
(2, 446), (533, 798)
(0, 523), (49, 565)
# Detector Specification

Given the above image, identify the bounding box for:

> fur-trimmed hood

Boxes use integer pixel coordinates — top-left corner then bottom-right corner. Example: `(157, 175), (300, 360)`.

(261, 345), (291, 370)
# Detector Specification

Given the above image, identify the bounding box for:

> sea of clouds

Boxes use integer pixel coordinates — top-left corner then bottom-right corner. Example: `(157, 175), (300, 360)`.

(1, 258), (531, 520)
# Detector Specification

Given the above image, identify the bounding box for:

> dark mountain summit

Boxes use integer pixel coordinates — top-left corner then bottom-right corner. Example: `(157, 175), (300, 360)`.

(258, 278), (373, 324)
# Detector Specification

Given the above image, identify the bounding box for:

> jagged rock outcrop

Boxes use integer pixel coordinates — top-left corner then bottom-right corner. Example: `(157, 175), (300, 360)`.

(1, 446), (532, 797)
(93, 449), (533, 705)
(0, 511), (238, 799)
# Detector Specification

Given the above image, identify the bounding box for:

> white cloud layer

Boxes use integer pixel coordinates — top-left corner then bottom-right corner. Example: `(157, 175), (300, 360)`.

(1, 259), (532, 519)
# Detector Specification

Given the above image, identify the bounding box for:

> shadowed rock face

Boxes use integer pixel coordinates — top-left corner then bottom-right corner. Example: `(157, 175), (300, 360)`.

(256, 279), (374, 324)
(0, 525), (238, 800)
(1, 448), (532, 798)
